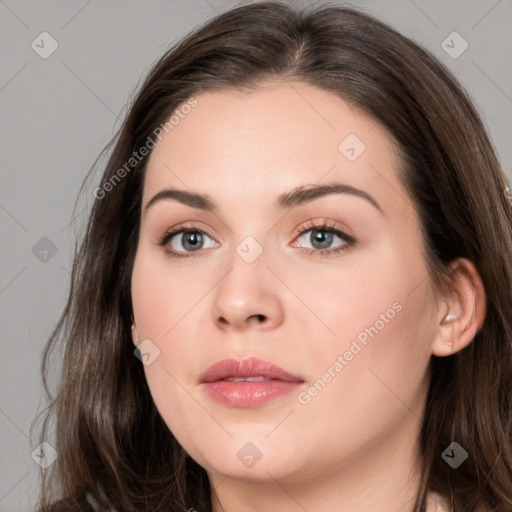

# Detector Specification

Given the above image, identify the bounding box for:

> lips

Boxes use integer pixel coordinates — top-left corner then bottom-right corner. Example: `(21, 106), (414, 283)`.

(199, 357), (304, 384)
(200, 357), (305, 407)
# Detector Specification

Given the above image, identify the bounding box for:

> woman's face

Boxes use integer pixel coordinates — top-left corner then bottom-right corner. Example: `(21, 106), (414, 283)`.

(131, 81), (440, 487)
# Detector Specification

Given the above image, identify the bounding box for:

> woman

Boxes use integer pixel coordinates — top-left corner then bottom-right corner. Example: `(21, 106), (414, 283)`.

(34, 1), (512, 511)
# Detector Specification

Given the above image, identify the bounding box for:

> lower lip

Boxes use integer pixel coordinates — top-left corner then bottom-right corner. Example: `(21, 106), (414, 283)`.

(202, 380), (303, 407)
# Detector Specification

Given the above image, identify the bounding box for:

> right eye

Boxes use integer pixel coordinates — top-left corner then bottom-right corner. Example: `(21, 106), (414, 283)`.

(158, 224), (218, 258)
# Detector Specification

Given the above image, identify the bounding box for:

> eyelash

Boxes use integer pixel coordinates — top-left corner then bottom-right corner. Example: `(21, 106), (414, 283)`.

(157, 220), (356, 259)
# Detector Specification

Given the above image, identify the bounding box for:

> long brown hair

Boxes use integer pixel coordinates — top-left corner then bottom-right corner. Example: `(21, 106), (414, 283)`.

(33, 2), (512, 510)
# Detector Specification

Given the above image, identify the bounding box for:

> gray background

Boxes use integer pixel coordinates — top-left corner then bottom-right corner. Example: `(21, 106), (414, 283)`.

(1, 0), (511, 510)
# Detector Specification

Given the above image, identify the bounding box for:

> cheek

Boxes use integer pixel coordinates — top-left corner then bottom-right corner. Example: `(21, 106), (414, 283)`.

(294, 280), (433, 465)
(130, 247), (206, 393)
(302, 239), (435, 407)
(292, 242), (428, 356)
(131, 246), (198, 341)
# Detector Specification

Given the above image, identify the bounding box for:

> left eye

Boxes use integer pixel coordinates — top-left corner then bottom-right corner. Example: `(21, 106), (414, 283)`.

(292, 225), (354, 254)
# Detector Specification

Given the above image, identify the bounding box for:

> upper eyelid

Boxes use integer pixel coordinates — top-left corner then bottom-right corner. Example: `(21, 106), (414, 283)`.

(296, 218), (352, 234)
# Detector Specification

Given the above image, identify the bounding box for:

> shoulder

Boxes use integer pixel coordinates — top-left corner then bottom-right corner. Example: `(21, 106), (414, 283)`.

(426, 491), (450, 512)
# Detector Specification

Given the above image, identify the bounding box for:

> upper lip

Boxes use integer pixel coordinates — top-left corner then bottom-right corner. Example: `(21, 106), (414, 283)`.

(200, 357), (304, 383)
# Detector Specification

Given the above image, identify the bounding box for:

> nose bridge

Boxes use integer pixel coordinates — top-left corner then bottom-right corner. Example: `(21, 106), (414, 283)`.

(221, 231), (270, 293)
(218, 204), (274, 269)
(235, 232), (266, 266)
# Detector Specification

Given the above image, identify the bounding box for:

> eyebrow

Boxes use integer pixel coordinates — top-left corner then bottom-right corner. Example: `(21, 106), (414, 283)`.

(143, 182), (383, 215)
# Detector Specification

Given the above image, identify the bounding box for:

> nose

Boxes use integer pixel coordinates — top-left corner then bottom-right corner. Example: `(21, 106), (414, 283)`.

(211, 249), (284, 332)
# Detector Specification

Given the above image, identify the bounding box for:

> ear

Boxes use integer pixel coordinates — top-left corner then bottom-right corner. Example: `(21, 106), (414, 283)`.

(431, 258), (487, 357)
(131, 323), (140, 347)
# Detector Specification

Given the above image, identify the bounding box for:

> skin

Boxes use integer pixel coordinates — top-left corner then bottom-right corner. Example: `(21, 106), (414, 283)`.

(130, 80), (486, 512)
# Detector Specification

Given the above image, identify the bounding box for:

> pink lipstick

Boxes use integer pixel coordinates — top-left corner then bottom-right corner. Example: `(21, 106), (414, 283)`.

(200, 357), (304, 407)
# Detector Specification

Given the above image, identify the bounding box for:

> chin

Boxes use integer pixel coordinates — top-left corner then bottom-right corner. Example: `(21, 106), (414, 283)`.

(188, 437), (310, 483)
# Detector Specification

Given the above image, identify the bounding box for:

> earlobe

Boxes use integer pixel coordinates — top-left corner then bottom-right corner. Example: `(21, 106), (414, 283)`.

(131, 323), (139, 346)
(433, 313), (456, 356)
(431, 258), (487, 358)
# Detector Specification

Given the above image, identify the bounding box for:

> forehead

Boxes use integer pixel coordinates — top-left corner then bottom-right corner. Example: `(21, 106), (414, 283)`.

(142, 80), (409, 219)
